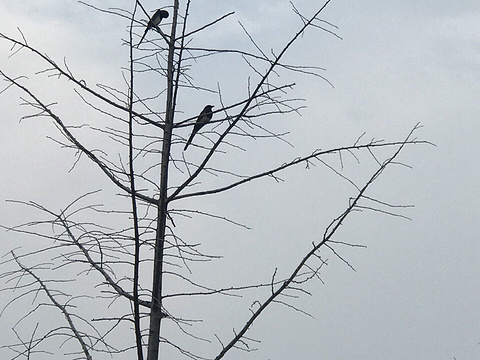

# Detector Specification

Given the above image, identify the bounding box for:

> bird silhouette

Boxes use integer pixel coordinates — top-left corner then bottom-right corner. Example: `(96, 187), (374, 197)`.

(138, 9), (169, 46)
(184, 105), (215, 151)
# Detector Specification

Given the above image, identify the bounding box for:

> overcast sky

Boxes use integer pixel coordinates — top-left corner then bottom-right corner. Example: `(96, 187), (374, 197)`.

(0, 1), (479, 359)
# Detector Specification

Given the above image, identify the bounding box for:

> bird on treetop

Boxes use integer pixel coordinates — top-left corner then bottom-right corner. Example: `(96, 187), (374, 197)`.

(184, 105), (215, 151)
(138, 9), (169, 46)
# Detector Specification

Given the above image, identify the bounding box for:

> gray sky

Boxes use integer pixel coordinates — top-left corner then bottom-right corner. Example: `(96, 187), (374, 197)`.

(0, 1), (479, 359)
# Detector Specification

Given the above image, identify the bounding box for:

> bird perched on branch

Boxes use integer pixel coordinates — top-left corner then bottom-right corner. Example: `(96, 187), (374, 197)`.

(184, 105), (215, 151)
(138, 9), (169, 46)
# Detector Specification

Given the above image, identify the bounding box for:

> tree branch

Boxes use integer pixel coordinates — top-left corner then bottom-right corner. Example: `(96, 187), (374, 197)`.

(213, 122), (421, 359)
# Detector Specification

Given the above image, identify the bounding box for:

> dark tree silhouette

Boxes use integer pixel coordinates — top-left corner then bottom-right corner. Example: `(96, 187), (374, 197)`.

(0, 1), (430, 359)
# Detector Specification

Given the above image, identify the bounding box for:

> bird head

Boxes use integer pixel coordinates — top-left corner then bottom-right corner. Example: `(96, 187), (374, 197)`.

(160, 10), (169, 19)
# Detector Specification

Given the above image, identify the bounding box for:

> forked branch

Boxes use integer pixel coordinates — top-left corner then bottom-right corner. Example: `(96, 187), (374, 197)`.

(213, 123), (420, 359)
(11, 253), (93, 360)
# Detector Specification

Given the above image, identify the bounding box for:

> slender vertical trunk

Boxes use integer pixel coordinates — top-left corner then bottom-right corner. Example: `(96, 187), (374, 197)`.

(146, 2), (179, 359)
(127, 3), (143, 360)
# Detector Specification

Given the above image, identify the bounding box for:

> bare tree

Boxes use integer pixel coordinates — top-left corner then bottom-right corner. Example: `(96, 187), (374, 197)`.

(0, 1), (430, 359)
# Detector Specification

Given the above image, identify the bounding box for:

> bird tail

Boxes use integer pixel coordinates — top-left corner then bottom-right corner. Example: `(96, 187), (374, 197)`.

(137, 28), (149, 47)
(184, 133), (195, 151)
